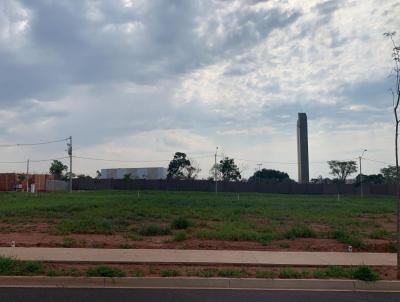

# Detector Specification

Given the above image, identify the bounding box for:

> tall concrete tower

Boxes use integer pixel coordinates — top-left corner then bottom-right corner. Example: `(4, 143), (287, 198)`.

(297, 113), (309, 183)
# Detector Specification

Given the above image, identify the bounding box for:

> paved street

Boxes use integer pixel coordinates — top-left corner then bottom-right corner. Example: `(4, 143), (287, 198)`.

(0, 288), (399, 302)
(0, 247), (396, 266)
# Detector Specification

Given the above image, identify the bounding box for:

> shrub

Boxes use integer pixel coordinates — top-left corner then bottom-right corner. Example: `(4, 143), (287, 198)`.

(385, 242), (398, 253)
(217, 268), (246, 278)
(171, 217), (191, 230)
(332, 230), (367, 249)
(279, 268), (309, 279)
(173, 231), (187, 242)
(86, 265), (125, 277)
(160, 269), (180, 277)
(0, 257), (43, 276)
(283, 225), (316, 239)
(313, 266), (352, 279)
(62, 237), (76, 248)
(193, 269), (218, 278)
(369, 229), (390, 239)
(132, 270), (145, 277)
(256, 271), (275, 279)
(352, 266), (379, 281)
(138, 224), (171, 236)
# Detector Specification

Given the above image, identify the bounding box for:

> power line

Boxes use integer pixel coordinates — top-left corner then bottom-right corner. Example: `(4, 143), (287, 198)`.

(363, 157), (393, 166)
(0, 137), (69, 148)
(0, 156), (69, 164)
(73, 154), (213, 163)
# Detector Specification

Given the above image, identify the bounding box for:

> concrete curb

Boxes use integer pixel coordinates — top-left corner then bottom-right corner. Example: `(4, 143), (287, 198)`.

(0, 277), (400, 291)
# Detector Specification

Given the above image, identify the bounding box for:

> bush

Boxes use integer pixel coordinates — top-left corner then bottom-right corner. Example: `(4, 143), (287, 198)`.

(369, 229), (390, 239)
(160, 269), (180, 277)
(173, 231), (187, 242)
(385, 242), (398, 253)
(86, 265), (125, 277)
(171, 217), (191, 230)
(313, 266), (352, 279)
(332, 230), (366, 249)
(138, 224), (171, 236)
(218, 268), (246, 278)
(279, 268), (309, 279)
(193, 269), (218, 278)
(0, 257), (44, 276)
(352, 266), (379, 281)
(256, 271), (275, 279)
(284, 225), (317, 239)
(62, 237), (76, 248)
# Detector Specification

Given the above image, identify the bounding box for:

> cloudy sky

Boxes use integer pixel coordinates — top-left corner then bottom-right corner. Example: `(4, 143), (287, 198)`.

(0, 0), (399, 179)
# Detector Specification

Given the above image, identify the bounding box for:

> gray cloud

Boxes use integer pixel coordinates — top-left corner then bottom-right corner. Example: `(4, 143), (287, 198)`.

(0, 0), (398, 178)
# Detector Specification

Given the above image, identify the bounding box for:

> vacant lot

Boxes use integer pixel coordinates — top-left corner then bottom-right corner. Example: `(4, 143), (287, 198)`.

(0, 191), (396, 252)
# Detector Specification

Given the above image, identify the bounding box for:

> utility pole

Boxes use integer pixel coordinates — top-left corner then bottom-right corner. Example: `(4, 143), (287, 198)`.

(257, 163), (262, 184)
(359, 149), (367, 198)
(67, 136), (72, 193)
(26, 159), (29, 192)
(215, 147), (218, 194)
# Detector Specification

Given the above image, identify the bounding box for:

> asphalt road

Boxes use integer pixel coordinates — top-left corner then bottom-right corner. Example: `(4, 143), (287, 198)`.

(0, 288), (400, 302)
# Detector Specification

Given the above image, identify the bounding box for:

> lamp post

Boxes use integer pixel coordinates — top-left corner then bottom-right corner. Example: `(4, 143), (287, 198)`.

(359, 149), (367, 198)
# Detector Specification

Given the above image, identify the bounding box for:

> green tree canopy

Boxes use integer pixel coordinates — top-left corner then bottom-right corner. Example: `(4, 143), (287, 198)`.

(380, 165), (397, 183)
(49, 160), (68, 177)
(248, 168), (292, 183)
(167, 152), (200, 180)
(217, 157), (241, 181)
(327, 160), (357, 183)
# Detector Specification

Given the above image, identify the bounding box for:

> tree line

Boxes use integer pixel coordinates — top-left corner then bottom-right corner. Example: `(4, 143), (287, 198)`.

(46, 155), (397, 185)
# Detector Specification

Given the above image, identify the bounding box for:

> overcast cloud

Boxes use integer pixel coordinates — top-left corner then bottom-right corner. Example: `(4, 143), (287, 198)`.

(0, 0), (399, 179)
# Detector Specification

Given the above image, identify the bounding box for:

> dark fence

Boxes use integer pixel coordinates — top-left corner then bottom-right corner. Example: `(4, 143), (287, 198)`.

(72, 178), (397, 196)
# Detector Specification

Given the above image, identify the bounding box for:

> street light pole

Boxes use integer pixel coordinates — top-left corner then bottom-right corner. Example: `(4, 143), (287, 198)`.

(359, 149), (367, 198)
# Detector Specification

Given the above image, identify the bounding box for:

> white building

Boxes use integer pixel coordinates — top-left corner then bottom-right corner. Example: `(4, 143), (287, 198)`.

(100, 167), (167, 180)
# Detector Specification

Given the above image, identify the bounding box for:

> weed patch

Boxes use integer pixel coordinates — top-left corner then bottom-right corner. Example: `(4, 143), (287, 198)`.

(85, 265), (125, 277)
(138, 224), (171, 236)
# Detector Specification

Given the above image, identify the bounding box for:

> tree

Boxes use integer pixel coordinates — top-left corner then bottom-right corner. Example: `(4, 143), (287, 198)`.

(123, 173), (132, 181)
(167, 152), (200, 180)
(49, 160), (68, 177)
(327, 160), (357, 183)
(17, 174), (26, 184)
(310, 175), (332, 184)
(248, 168), (292, 183)
(355, 174), (385, 186)
(381, 165), (397, 184)
(217, 157), (241, 181)
(384, 31), (400, 278)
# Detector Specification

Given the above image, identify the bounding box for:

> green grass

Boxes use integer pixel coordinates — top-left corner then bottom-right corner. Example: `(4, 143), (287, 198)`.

(0, 191), (395, 247)
(283, 225), (317, 239)
(85, 265), (126, 277)
(332, 230), (367, 249)
(173, 231), (188, 242)
(171, 217), (191, 230)
(138, 224), (171, 236)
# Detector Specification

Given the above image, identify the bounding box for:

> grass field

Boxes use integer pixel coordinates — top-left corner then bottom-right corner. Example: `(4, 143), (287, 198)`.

(0, 191), (396, 252)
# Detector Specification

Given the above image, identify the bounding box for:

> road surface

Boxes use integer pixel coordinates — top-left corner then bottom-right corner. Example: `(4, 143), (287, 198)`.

(0, 288), (399, 302)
